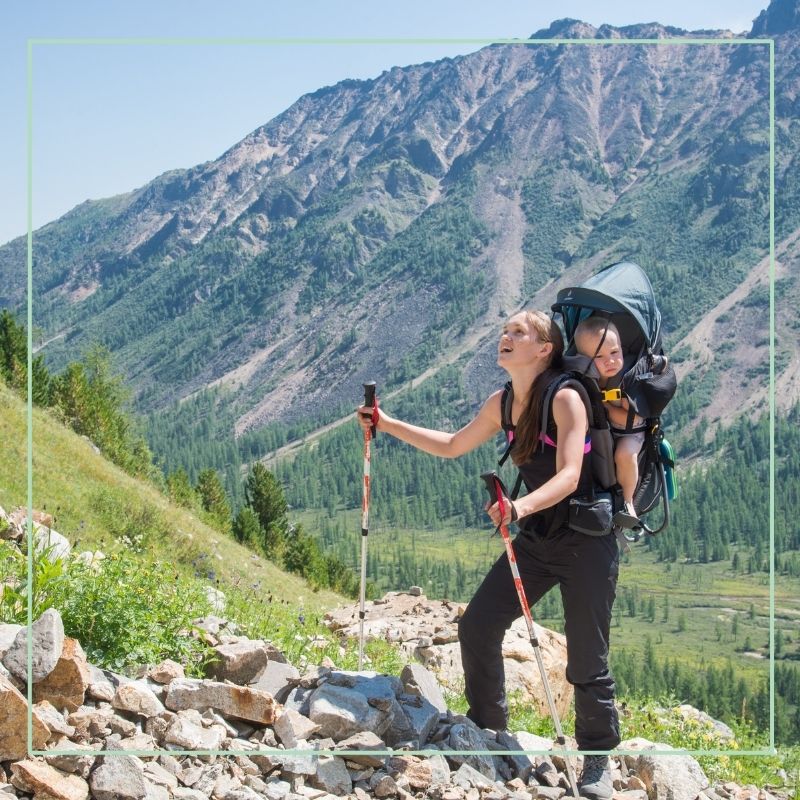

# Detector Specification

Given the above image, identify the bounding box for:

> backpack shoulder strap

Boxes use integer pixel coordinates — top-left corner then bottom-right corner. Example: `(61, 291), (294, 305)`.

(498, 381), (515, 467)
(539, 373), (596, 449)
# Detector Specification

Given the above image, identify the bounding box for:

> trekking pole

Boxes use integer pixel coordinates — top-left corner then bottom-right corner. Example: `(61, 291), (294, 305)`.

(480, 471), (581, 799)
(358, 382), (377, 670)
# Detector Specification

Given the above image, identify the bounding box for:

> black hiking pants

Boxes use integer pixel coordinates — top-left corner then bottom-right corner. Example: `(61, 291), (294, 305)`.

(458, 526), (620, 751)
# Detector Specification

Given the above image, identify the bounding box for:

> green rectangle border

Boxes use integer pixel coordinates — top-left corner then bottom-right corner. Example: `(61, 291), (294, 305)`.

(26, 35), (776, 759)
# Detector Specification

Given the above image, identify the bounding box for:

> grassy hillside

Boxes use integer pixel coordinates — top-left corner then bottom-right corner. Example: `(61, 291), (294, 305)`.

(0, 379), (344, 612)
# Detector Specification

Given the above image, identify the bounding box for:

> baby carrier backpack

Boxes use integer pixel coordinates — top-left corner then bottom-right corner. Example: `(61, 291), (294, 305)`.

(550, 261), (678, 540)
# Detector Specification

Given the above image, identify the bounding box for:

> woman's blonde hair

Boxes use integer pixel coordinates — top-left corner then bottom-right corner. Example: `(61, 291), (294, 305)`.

(511, 310), (565, 465)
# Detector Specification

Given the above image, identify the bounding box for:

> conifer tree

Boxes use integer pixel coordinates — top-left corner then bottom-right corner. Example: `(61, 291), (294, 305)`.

(196, 468), (232, 534)
(244, 463), (288, 558)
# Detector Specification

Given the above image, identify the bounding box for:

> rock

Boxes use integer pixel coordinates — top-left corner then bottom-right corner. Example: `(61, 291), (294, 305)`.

(109, 713), (138, 737)
(452, 762), (497, 790)
(0, 674), (50, 759)
(259, 777), (291, 799)
(165, 678), (278, 724)
(275, 707), (321, 747)
(2, 607), (65, 683)
(143, 761), (179, 790)
(250, 660), (300, 700)
(534, 787), (566, 800)
(630, 741), (710, 800)
(33, 637), (91, 712)
(308, 681), (390, 742)
(119, 732), (157, 750)
(68, 704), (115, 739)
(44, 740), (96, 778)
(426, 753), (452, 785)
(676, 704), (736, 740)
(446, 721), (496, 779)
(205, 586), (226, 613)
(275, 740), (320, 776)
(33, 700), (76, 738)
(335, 731), (388, 767)
(535, 758), (560, 787)
(495, 731), (535, 781)
(396, 693), (441, 748)
(149, 659), (185, 684)
(172, 788), (208, 800)
(89, 755), (149, 800)
(33, 525), (72, 561)
(207, 639), (269, 685)
(372, 773), (399, 798)
(114, 681), (167, 718)
(86, 664), (117, 702)
(0, 624), (22, 659)
(401, 663), (447, 713)
(10, 759), (89, 800)
(311, 756), (353, 795)
(164, 712), (227, 751)
(389, 755), (434, 790)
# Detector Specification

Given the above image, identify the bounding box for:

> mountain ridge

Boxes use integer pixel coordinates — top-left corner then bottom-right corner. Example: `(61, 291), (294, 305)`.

(0, 2), (792, 461)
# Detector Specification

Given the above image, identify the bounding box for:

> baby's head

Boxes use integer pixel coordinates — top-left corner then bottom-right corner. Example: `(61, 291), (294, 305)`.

(574, 317), (624, 380)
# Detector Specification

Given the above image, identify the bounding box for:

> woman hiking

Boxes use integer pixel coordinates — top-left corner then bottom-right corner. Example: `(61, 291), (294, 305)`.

(356, 309), (619, 800)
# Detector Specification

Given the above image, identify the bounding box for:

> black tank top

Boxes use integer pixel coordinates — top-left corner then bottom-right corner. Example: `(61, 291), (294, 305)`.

(501, 379), (595, 537)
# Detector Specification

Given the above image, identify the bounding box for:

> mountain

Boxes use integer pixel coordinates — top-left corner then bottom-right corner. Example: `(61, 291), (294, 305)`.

(0, 0), (797, 455)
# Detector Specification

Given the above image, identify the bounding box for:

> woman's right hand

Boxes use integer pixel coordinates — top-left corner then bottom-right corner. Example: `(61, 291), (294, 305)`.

(356, 404), (384, 433)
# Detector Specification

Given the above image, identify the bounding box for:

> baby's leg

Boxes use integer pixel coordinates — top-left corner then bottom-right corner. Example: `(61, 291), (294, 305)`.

(614, 434), (642, 510)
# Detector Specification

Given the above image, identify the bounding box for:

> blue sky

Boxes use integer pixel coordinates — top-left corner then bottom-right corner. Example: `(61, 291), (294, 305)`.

(0, 0), (768, 246)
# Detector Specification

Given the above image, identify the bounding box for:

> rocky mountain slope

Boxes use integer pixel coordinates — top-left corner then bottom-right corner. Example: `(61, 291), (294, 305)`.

(0, 0), (797, 447)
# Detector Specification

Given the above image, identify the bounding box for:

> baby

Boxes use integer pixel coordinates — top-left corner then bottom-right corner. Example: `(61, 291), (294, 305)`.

(574, 317), (646, 519)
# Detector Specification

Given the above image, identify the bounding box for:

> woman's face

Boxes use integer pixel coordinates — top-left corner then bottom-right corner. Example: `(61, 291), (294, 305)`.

(497, 313), (547, 367)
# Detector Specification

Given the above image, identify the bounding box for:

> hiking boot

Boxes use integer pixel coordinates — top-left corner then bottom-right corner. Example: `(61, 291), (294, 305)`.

(578, 755), (613, 800)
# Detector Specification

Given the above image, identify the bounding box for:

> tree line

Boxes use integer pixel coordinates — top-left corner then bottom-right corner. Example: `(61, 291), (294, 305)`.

(0, 309), (361, 597)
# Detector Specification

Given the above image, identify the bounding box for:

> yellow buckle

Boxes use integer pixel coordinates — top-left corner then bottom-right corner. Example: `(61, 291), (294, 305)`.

(602, 389), (622, 402)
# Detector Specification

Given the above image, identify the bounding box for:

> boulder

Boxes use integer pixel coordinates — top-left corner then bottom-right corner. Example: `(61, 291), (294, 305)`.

(165, 678), (278, 724)
(628, 740), (709, 800)
(249, 660), (300, 699)
(0, 674), (50, 760)
(32, 700), (76, 738)
(207, 639), (269, 685)
(335, 731), (388, 767)
(451, 762), (497, 790)
(446, 720), (496, 779)
(33, 637), (91, 712)
(86, 664), (117, 702)
(0, 624), (23, 659)
(10, 759), (89, 800)
(33, 525), (72, 562)
(310, 755), (353, 795)
(2, 607), (65, 683)
(89, 755), (149, 800)
(274, 706), (321, 747)
(307, 681), (390, 742)
(396, 693), (440, 748)
(113, 681), (166, 718)
(164, 713), (227, 751)
(388, 755), (433, 790)
(401, 663), (447, 713)
(149, 659), (185, 684)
